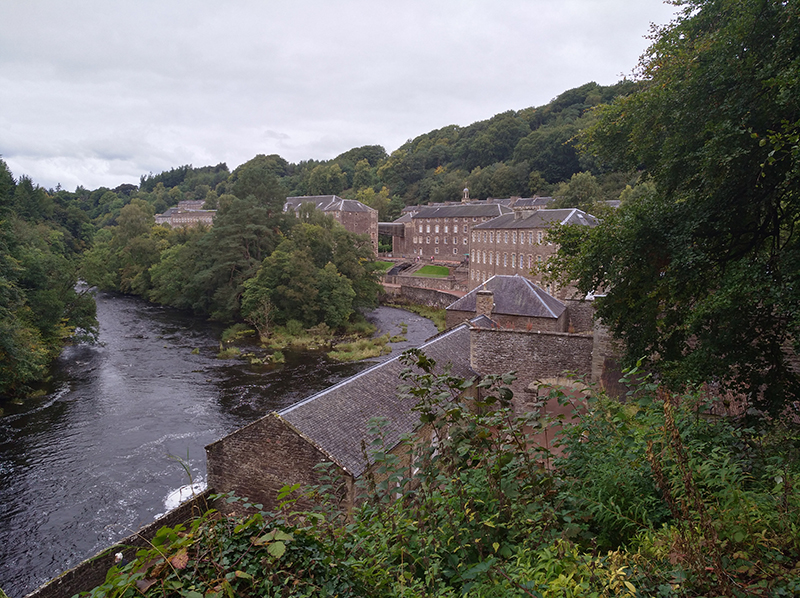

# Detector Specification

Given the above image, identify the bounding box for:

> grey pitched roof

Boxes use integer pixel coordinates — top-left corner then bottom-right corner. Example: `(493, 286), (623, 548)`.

(469, 314), (501, 329)
(512, 196), (554, 208)
(392, 213), (413, 223)
(411, 204), (512, 219)
(285, 195), (376, 214)
(447, 275), (566, 319)
(473, 208), (597, 230)
(278, 324), (475, 477)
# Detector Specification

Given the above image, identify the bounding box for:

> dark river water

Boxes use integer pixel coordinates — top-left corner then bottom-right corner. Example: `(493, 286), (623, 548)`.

(0, 292), (436, 597)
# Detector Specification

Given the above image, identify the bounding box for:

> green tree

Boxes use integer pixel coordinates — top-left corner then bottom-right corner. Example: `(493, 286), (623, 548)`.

(315, 261), (356, 328)
(551, 171), (602, 210)
(352, 158), (375, 190)
(307, 163), (347, 196)
(230, 154), (287, 213)
(550, 0), (800, 413)
(356, 186), (391, 220)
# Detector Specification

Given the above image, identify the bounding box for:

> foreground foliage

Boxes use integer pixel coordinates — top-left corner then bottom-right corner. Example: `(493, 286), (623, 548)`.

(82, 353), (800, 597)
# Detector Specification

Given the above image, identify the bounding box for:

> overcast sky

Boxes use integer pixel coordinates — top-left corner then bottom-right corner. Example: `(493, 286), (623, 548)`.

(0, 0), (679, 191)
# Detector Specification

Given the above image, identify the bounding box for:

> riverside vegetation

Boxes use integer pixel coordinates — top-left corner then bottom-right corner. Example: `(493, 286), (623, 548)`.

(76, 352), (800, 597)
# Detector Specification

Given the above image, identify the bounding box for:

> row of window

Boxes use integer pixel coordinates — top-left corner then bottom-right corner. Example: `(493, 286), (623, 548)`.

(412, 236), (469, 245)
(472, 250), (543, 269)
(413, 247), (460, 255)
(419, 224), (463, 234)
(471, 230), (546, 245)
(420, 216), (488, 223)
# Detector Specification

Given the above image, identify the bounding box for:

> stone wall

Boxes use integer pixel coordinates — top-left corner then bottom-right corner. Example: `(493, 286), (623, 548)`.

(27, 491), (212, 598)
(591, 321), (627, 398)
(398, 286), (461, 309)
(563, 299), (595, 333)
(446, 310), (567, 332)
(384, 273), (459, 291)
(469, 327), (593, 409)
(206, 414), (353, 514)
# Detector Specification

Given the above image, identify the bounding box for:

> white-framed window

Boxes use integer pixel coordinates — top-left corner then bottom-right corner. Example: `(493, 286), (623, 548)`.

(489, 232), (494, 243)
(471, 231), (476, 243)
(453, 237), (457, 245)
(444, 237), (448, 244)
(444, 225), (449, 233)
(454, 225), (458, 233)
(453, 248), (458, 255)
(426, 237), (430, 244)
(482, 251), (486, 264)
(537, 231), (544, 244)
(418, 225), (423, 234)
(435, 224), (440, 233)
(504, 232), (509, 243)
(473, 217), (477, 222)
(435, 247), (439, 254)
(463, 237), (468, 245)
(528, 232), (533, 245)
(435, 236), (439, 244)
(512, 231), (517, 244)
(537, 255), (543, 263)
(503, 253), (508, 267)
(489, 251), (493, 265)
(511, 253), (516, 268)
(528, 254), (533, 269)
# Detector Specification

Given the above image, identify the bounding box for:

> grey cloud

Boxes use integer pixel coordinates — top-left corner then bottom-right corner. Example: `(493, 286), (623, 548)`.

(0, 0), (679, 190)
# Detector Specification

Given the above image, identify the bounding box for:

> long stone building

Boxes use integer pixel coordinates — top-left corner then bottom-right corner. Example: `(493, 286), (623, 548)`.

(154, 199), (216, 227)
(285, 195), (379, 254)
(468, 208), (597, 295)
(391, 202), (511, 259)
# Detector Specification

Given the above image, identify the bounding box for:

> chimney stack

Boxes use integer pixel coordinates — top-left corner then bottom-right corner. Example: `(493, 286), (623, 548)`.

(475, 288), (494, 318)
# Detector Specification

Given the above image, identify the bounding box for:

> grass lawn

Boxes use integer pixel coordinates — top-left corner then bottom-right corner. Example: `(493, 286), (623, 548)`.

(415, 265), (449, 277)
(372, 261), (393, 272)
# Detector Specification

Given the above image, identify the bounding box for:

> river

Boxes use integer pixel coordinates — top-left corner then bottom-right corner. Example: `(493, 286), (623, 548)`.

(0, 292), (437, 597)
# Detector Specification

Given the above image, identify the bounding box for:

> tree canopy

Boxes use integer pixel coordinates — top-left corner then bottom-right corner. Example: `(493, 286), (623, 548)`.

(549, 0), (800, 414)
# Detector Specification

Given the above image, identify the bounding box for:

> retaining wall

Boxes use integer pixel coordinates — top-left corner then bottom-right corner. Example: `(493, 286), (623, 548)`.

(26, 491), (212, 598)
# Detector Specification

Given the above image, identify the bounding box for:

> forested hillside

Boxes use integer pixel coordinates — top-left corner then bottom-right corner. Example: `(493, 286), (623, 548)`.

(0, 161), (97, 397)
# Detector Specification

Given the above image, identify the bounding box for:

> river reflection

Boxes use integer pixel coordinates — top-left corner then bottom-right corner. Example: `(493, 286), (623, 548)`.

(0, 292), (375, 597)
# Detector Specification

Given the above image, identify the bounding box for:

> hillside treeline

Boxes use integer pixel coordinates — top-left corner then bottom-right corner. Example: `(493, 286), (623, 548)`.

(91, 80), (640, 227)
(0, 160), (97, 397)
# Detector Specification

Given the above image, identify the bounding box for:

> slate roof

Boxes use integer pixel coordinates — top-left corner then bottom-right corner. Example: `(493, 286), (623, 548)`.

(469, 314), (501, 329)
(411, 204), (512, 219)
(277, 324), (475, 477)
(284, 195), (376, 214)
(447, 275), (566, 319)
(512, 196), (554, 209)
(472, 208), (597, 230)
